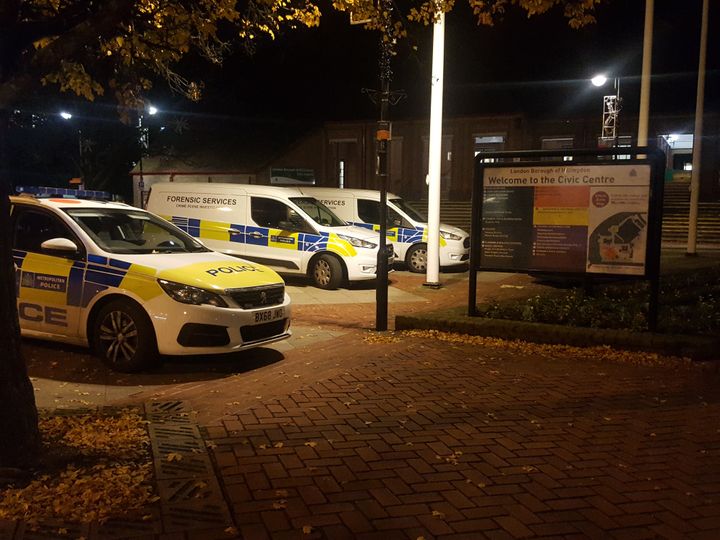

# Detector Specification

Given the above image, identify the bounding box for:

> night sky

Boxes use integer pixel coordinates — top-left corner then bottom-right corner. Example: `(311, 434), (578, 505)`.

(180, 0), (718, 123)
(11, 0), (718, 190)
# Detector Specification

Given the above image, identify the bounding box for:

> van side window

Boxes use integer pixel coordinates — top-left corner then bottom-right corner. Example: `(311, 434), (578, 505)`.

(358, 199), (380, 224)
(14, 210), (78, 255)
(358, 199), (405, 227)
(251, 197), (313, 233)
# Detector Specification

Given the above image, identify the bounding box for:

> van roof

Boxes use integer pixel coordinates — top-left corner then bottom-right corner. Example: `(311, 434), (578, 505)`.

(297, 187), (402, 200)
(150, 182), (311, 197)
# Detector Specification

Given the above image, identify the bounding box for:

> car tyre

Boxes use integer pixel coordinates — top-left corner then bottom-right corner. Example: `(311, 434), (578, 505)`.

(406, 244), (427, 273)
(311, 254), (343, 290)
(92, 299), (158, 372)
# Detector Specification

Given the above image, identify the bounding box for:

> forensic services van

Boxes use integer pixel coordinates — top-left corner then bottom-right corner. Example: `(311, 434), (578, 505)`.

(297, 188), (470, 273)
(11, 195), (291, 372)
(146, 183), (391, 290)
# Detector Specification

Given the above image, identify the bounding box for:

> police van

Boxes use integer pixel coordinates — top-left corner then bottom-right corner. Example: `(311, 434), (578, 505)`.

(296, 188), (470, 273)
(146, 183), (391, 290)
(11, 195), (292, 372)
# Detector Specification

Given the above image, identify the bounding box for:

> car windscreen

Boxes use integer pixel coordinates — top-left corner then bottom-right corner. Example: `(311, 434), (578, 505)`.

(390, 198), (427, 222)
(64, 208), (210, 254)
(289, 197), (346, 227)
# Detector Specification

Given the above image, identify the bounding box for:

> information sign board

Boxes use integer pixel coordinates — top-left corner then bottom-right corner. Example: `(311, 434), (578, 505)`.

(480, 163), (652, 276)
(468, 147), (665, 329)
(270, 167), (316, 185)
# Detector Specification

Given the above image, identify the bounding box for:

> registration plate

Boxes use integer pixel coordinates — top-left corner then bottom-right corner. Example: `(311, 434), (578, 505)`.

(254, 307), (285, 323)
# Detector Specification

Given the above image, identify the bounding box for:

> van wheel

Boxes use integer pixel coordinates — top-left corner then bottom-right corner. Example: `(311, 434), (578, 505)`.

(312, 254), (343, 290)
(406, 244), (427, 273)
(92, 299), (158, 372)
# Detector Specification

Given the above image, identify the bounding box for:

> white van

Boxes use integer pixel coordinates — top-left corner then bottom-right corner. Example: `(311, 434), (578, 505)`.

(146, 183), (390, 290)
(297, 188), (470, 273)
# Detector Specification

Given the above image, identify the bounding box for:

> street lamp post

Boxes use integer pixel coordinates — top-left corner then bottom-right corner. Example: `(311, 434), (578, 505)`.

(137, 104), (157, 208)
(59, 111), (84, 186)
(592, 74), (622, 148)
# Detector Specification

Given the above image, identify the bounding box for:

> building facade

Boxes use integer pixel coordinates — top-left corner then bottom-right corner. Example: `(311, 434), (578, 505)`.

(263, 112), (719, 202)
(132, 112), (719, 207)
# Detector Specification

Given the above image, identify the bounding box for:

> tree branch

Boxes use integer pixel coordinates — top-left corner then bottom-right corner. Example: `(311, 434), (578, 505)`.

(0, 0), (136, 109)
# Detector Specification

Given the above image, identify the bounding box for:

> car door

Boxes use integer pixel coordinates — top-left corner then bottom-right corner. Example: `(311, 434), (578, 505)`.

(246, 197), (313, 273)
(357, 198), (414, 244)
(12, 206), (85, 338)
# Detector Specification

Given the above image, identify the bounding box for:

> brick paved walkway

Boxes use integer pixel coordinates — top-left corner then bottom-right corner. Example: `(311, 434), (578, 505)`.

(202, 334), (720, 539)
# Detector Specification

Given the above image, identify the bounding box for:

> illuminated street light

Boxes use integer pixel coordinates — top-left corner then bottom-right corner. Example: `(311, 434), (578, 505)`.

(59, 111), (83, 185)
(591, 73), (621, 148)
(591, 74), (608, 87)
(137, 104), (159, 207)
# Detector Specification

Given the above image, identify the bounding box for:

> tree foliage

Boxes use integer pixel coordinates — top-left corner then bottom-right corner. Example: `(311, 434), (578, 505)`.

(0, 0), (601, 117)
(331, 0), (601, 49)
(0, 0), (322, 119)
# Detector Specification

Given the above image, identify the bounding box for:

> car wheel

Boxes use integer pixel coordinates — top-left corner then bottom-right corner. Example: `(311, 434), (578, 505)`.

(92, 299), (158, 372)
(311, 254), (343, 290)
(405, 244), (427, 273)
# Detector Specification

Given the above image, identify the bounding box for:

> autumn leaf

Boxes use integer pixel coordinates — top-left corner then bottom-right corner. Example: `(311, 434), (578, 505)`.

(0, 410), (157, 524)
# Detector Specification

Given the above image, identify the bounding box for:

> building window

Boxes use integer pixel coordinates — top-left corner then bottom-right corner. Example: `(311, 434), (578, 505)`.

(597, 135), (632, 160)
(338, 160), (345, 189)
(616, 135), (632, 160)
(541, 137), (574, 161)
(389, 137), (403, 192)
(474, 134), (505, 163)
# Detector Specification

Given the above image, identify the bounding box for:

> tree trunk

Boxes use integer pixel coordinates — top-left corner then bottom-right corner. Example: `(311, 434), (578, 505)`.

(0, 109), (41, 468)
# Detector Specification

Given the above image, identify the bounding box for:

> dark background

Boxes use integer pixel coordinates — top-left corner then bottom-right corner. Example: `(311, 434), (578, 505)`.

(8, 0), (719, 192)
(196, 0), (719, 119)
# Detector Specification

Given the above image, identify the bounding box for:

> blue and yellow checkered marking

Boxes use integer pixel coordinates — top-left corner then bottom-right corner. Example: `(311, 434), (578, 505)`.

(169, 215), (359, 257)
(14, 250), (160, 308)
(349, 222), (444, 246)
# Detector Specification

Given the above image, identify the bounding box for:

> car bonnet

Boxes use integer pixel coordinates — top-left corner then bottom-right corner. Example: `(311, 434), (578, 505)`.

(115, 252), (285, 291)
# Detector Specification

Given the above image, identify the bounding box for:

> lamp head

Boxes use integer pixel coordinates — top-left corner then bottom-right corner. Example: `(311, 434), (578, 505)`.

(59, 111), (73, 120)
(591, 74), (608, 87)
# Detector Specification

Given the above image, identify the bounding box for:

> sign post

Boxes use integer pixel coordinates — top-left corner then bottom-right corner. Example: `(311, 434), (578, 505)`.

(469, 147), (664, 331)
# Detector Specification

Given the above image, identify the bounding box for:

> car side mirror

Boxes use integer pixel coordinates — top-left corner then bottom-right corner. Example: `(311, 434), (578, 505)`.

(41, 237), (79, 256)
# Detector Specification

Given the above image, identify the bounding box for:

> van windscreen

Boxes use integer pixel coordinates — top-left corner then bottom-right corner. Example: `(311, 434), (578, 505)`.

(391, 198), (426, 222)
(290, 197), (346, 227)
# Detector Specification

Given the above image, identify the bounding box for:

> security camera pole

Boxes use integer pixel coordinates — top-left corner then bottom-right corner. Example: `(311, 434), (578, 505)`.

(368, 0), (404, 331)
(375, 0), (393, 332)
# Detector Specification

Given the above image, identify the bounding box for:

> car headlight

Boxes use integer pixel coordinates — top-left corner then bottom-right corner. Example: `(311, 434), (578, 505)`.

(337, 234), (377, 249)
(158, 279), (228, 307)
(440, 230), (462, 241)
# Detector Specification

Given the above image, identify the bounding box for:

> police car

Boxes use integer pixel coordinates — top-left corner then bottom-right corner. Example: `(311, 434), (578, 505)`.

(11, 195), (292, 372)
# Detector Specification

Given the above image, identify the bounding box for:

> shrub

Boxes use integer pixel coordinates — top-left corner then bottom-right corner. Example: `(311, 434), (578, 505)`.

(477, 266), (720, 336)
